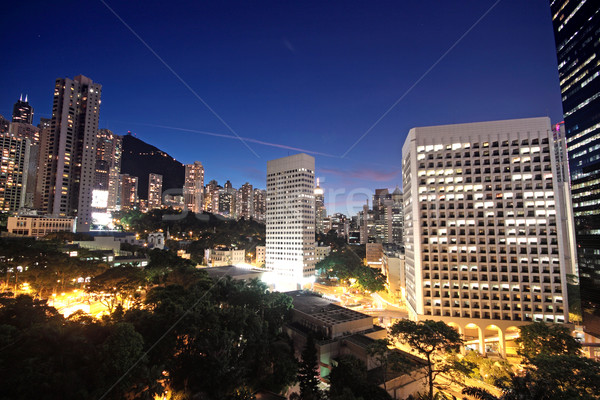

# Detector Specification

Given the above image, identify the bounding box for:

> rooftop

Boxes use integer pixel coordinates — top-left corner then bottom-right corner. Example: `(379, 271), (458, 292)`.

(201, 265), (265, 280)
(287, 290), (373, 325)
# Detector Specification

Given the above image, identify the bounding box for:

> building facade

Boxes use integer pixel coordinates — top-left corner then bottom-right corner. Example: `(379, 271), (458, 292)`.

(148, 173), (163, 210)
(315, 178), (327, 233)
(402, 117), (578, 355)
(266, 153), (316, 287)
(38, 75), (101, 232)
(12, 95), (33, 124)
(7, 214), (74, 237)
(95, 129), (121, 211)
(182, 161), (204, 213)
(550, 1), (600, 295)
(119, 174), (138, 210)
(0, 134), (30, 211)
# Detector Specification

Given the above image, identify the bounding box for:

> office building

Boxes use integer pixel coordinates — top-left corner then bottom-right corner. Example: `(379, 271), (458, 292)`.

(550, 1), (600, 292)
(402, 117), (577, 356)
(315, 178), (327, 233)
(12, 95), (33, 124)
(0, 134), (30, 211)
(266, 153), (316, 287)
(38, 75), (101, 232)
(148, 173), (163, 210)
(119, 174), (138, 210)
(183, 161), (204, 213)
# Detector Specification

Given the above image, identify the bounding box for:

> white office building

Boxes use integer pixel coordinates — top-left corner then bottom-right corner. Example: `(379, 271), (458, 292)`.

(402, 117), (578, 356)
(266, 153), (316, 288)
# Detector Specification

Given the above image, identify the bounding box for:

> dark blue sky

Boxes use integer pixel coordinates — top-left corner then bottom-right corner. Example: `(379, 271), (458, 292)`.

(1, 1), (563, 215)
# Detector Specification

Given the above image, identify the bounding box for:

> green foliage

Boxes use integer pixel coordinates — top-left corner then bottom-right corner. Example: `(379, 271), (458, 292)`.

(87, 265), (146, 314)
(515, 322), (581, 361)
(389, 319), (463, 399)
(454, 351), (512, 385)
(316, 246), (385, 293)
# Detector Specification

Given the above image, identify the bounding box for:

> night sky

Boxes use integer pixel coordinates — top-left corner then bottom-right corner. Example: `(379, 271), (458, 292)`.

(1, 1), (563, 215)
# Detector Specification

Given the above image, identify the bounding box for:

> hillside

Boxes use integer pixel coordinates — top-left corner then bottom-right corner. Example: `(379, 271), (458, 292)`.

(121, 134), (185, 199)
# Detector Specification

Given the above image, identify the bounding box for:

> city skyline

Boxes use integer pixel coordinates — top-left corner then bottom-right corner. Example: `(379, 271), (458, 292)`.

(0, 1), (564, 214)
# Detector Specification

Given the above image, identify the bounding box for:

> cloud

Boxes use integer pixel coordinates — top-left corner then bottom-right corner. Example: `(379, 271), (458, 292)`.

(320, 167), (400, 182)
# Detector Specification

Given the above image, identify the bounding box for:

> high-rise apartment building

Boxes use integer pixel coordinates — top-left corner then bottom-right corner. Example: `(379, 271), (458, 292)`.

(119, 174), (138, 210)
(238, 182), (254, 219)
(550, 1), (600, 294)
(12, 95), (33, 124)
(148, 173), (163, 210)
(95, 129), (121, 211)
(0, 134), (30, 211)
(266, 153), (316, 287)
(315, 178), (327, 233)
(402, 118), (577, 356)
(253, 188), (266, 222)
(183, 161), (204, 213)
(204, 179), (220, 213)
(38, 75), (101, 232)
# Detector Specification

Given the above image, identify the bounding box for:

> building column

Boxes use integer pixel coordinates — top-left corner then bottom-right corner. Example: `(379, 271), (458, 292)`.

(498, 328), (506, 357)
(478, 326), (485, 355)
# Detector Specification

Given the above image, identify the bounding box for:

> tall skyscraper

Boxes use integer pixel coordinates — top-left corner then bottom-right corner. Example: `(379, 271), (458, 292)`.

(550, 1), (600, 298)
(0, 116), (9, 135)
(148, 173), (163, 210)
(402, 118), (577, 356)
(266, 153), (316, 287)
(204, 179), (220, 213)
(119, 174), (138, 210)
(12, 95), (33, 124)
(253, 188), (266, 222)
(314, 178), (326, 233)
(38, 75), (101, 232)
(238, 182), (254, 219)
(0, 134), (30, 211)
(183, 161), (204, 213)
(95, 129), (122, 211)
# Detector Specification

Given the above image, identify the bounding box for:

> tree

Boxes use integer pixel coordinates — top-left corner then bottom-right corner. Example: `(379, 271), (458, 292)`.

(328, 355), (391, 400)
(515, 322), (581, 361)
(367, 339), (391, 390)
(298, 334), (322, 400)
(87, 266), (146, 314)
(389, 319), (463, 399)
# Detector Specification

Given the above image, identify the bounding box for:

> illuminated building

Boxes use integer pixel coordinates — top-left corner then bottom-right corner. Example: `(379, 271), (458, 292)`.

(38, 75), (101, 232)
(550, 1), (600, 292)
(204, 179), (220, 213)
(95, 129), (121, 211)
(7, 213), (74, 237)
(314, 178), (326, 233)
(402, 117), (578, 356)
(0, 115), (9, 134)
(119, 174), (138, 210)
(266, 153), (316, 287)
(253, 188), (266, 222)
(237, 182), (253, 219)
(12, 94), (33, 124)
(183, 161), (204, 213)
(148, 173), (163, 209)
(0, 134), (30, 211)
(204, 248), (246, 266)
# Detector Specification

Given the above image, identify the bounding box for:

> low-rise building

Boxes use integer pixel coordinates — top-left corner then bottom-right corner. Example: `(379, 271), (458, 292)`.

(285, 291), (426, 398)
(382, 251), (405, 300)
(7, 214), (74, 237)
(315, 244), (331, 263)
(204, 248), (245, 266)
(255, 245), (266, 265)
